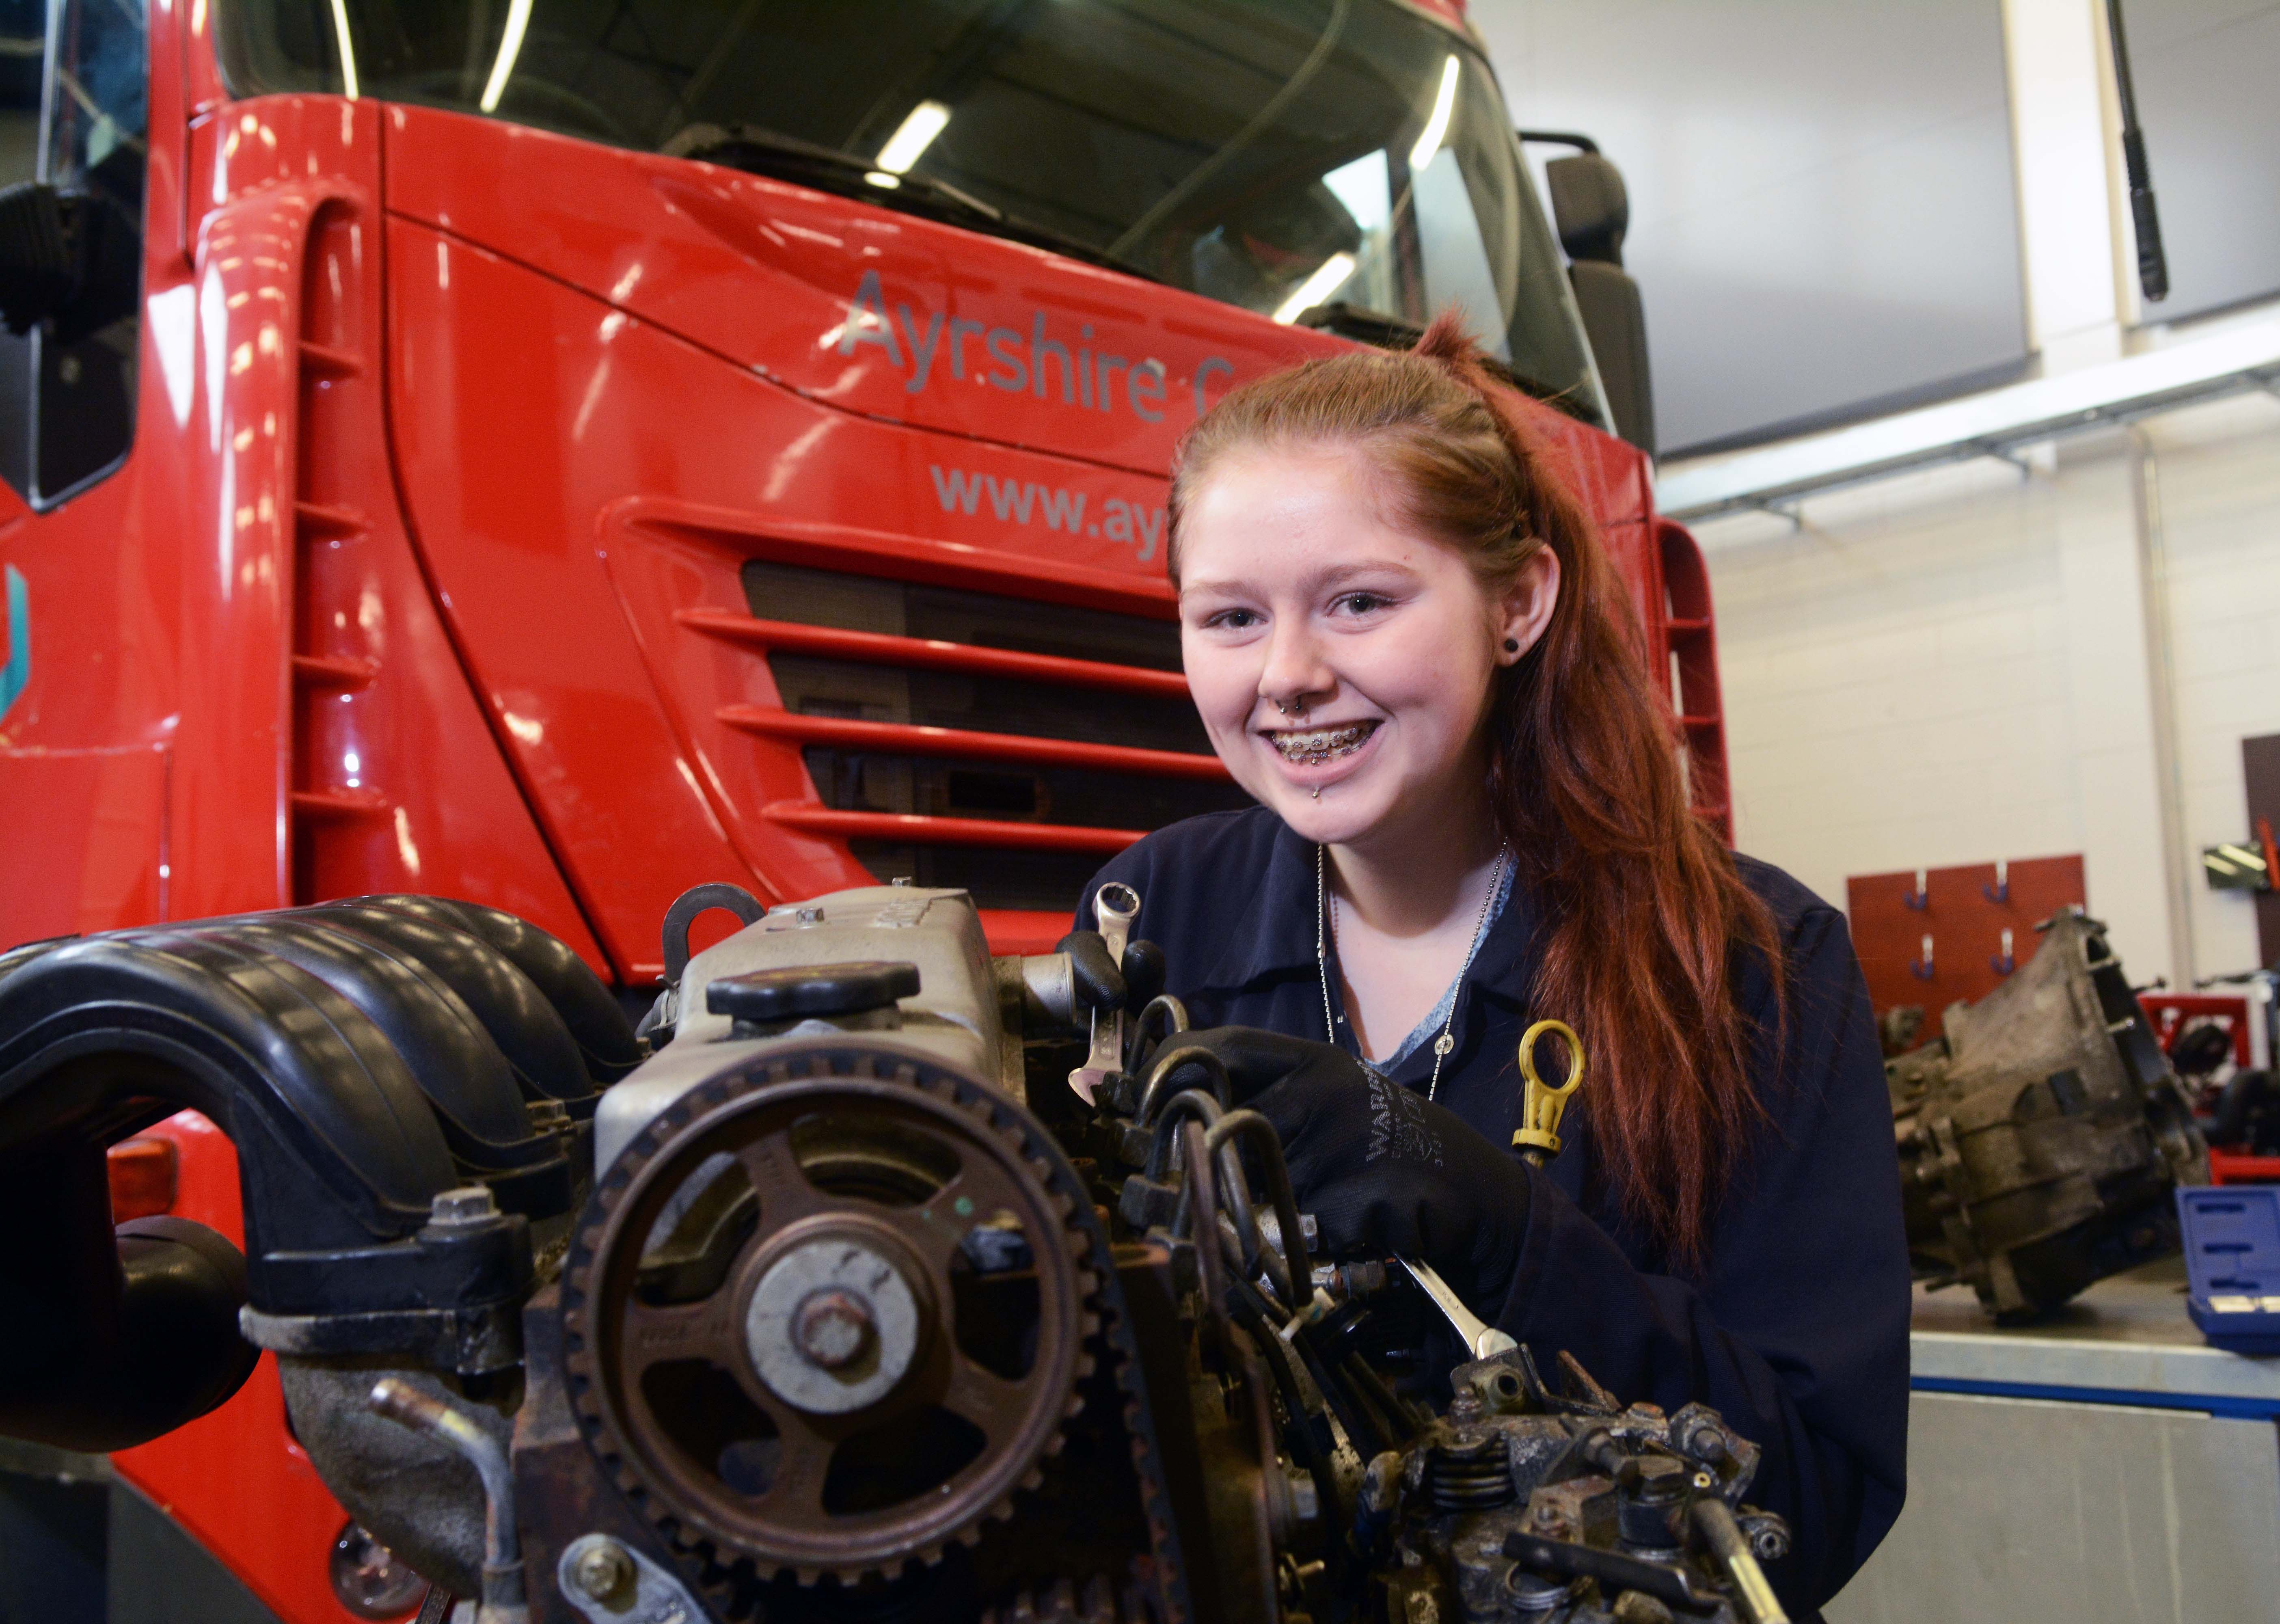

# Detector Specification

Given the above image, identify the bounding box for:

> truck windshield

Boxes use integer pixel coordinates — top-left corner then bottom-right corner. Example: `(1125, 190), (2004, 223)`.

(217, 0), (1603, 422)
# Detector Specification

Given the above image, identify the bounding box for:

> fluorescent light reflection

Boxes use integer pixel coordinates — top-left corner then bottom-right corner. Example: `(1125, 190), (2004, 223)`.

(1408, 55), (1460, 171)
(479, 0), (534, 114)
(876, 101), (951, 174)
(1274, 252), (1356, 324)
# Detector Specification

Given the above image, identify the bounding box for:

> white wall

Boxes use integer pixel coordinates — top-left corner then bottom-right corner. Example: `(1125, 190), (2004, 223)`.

(1697, 392), (2280, 985)
(2158, 395), (2280, 980)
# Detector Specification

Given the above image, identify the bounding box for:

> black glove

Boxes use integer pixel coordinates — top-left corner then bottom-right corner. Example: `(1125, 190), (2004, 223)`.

(1160, 1027), (1534, 1311)
(1057, 930), (1166, 1017)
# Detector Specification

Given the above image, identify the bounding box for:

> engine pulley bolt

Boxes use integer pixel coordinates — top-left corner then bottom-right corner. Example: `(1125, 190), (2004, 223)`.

(746, 1235), (922, 1411)
(427, 1185), (497, 1226)
(793, 1287), (875, 1369)
(568, 1538), (635, 1604)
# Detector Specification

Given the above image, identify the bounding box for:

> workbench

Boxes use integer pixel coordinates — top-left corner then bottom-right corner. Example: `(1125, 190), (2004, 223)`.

(1827, 1257), (2280, 1624)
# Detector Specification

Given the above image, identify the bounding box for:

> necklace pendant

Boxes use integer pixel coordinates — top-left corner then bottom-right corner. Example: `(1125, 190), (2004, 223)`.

(1433, 1033), (1455, 1058)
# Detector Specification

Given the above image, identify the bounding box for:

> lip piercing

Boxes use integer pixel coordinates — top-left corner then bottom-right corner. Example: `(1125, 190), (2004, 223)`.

(1311, 786), (1321, 800)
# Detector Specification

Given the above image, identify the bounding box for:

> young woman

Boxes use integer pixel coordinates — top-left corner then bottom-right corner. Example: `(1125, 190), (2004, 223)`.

(1069, 317), (1909, 1618)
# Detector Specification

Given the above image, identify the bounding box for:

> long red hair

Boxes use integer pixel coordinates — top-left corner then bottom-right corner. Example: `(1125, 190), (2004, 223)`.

(1168, 314), (1781, 1265)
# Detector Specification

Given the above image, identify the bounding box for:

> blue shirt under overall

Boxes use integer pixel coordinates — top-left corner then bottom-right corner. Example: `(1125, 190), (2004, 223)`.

(1078, 804), (1910, 1619)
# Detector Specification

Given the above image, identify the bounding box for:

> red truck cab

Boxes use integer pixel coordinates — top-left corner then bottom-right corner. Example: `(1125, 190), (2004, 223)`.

(0, 0), (1727, 1618)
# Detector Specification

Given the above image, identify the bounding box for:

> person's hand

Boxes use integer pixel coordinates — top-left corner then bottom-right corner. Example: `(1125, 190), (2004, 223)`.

(1056, 930), (1166, 1017)
(1156, 1027), (1534, 1309)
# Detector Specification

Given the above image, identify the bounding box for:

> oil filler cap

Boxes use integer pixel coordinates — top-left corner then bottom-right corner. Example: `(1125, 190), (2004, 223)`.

(706, 961), (921, 1029)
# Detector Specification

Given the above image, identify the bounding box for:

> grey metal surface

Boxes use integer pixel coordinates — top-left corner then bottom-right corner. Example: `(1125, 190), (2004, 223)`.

(1911, 1256), (2280, 1405)
(107, 1474), (295, 1624)
(596, 886), (1003, 1176)
(0, 1455), (107, 1624)
(1825, 1390), (2280, 1624)
(0, 1441), (291, 1624)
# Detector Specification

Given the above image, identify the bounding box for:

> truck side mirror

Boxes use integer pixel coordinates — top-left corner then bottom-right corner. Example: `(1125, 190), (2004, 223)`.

(1519, 134), (1656, 458)
(0, 181), (84, 336)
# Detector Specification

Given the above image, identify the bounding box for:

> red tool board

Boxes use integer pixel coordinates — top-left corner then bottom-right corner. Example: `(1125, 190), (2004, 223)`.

(1847, 855), (2088, 1042)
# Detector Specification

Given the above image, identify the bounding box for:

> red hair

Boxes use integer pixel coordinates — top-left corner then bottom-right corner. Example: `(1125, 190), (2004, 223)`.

(1168, 314), (1781, 1265)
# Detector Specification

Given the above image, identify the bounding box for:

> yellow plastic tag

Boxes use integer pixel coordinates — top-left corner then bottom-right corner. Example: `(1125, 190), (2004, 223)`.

(1513, 1018), (1584, 1161)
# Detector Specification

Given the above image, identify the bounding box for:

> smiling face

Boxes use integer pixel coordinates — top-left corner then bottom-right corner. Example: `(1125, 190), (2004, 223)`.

(1176, 442), (1552, 853)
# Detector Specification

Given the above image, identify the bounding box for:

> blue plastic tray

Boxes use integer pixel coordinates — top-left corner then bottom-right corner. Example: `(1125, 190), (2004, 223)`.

(2178, 1186), (2280, 1355)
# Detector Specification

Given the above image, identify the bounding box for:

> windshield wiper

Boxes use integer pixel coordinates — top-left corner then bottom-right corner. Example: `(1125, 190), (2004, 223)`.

(662, 123), (1158, 285)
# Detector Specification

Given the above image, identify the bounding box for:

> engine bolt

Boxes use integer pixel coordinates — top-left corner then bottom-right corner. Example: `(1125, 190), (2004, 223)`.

(793, 1288), (874, 1369)
(427, 1186), (497, 1227)
(569, 1539), (635, 1603)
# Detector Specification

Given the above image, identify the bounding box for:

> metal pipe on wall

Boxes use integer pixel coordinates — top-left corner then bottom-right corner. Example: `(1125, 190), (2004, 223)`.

(2127, 424), (2195, 989)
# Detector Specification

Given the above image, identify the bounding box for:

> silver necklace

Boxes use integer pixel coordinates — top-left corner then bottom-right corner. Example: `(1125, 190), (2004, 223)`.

(1316, 840), (1509, 1102)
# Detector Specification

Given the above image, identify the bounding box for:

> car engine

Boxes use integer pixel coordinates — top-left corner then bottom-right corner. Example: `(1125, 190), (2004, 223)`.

(0, 884), (1794, 1624)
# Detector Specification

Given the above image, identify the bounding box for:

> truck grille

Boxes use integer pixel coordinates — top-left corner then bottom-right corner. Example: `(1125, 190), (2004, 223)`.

(709, 561), (1248, 912)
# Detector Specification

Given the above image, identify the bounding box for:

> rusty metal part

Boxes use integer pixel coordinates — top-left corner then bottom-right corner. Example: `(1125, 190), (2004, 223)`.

(982, 1573), (1133, 1624)
(1692, 1494), (1791, 1624)
(552, 1534), (704, 1624)
(280, 1359), (514, 1599)
(367, 1378), (527, 1622)
(1890, 909), (2208, 1318)
(744, 1239), (923, 1413)
(561, 1043), (1099, 1585)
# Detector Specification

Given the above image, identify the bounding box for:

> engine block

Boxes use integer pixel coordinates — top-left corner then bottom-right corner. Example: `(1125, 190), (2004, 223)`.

(0, 883), (1796, 1624)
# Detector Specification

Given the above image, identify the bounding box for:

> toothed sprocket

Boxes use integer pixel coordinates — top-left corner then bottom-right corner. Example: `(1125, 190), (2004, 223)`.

(559, 1041), (1099, 1587)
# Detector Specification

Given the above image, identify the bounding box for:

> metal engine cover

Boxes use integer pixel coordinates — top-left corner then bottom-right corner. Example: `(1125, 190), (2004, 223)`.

(597, 885), (1013, 1177)
(1889, 908), (2207, 1319)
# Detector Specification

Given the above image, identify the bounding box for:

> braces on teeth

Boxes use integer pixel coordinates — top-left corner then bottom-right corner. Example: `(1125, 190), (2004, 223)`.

(1271, 722), (1375, 765)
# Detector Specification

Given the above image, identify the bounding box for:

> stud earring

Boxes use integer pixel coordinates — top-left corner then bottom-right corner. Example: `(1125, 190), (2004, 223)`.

(1503, 638), (1520, 654)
